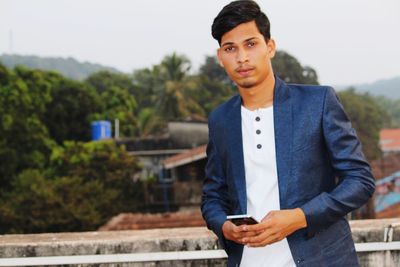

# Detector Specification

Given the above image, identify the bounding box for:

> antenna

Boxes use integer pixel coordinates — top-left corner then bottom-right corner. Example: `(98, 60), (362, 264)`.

(9, 30), (13, 54)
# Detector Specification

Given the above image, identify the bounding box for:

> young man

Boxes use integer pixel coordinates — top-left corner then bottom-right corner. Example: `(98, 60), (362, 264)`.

(201, 1), (375, 266)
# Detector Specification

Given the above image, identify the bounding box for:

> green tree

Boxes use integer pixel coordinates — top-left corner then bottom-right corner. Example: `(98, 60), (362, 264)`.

(156, 53), (205, 120)
(373, 96), (400, 127)
(0, 141), (143, 234)
(132, 66), (165, 110)
(49, 141), (142, 216)
(195, 56), (235, 114)
(92, 86), (138, 137)
(137, 108), (165, 137)
(0, 65), (56, 189)
(44, 78), (102, 143)
(86, 71), (134, 94)
(133, 53), (205, 121)
(272, 50), (319, 84)
(199, 55), (232, 85)
(338, 89), (392, 160)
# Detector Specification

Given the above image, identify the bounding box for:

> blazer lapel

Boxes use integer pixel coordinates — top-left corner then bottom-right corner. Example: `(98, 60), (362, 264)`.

(273, 77), (293, 209)
(226, 95), (247, 214)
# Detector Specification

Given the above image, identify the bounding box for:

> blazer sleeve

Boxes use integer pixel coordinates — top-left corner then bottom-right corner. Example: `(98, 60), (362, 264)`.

(201, 118), (230, 248)
(300, 87), (375, 235)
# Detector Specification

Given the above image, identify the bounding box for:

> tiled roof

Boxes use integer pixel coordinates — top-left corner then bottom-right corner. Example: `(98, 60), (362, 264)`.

(163, 144), (207, 169)
(375, 192), (400, 212)
(380, 129), (400, 152)
(376, 201), (400, 219)
(376, 171), (400, 185)
(99, 210), (206, 230)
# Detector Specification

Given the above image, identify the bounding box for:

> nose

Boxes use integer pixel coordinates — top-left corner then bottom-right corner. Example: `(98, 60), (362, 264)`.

(236, 47), (249, 64)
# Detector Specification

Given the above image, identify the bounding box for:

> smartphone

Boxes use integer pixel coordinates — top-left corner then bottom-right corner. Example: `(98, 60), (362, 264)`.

(227, 214), (258, 226)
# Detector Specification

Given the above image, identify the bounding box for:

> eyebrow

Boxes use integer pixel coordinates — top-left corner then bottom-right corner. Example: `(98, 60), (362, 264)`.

(221, 37), (259, 48)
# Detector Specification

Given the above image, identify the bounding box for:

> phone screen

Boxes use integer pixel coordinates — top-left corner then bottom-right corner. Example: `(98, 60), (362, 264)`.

(227, 215), (258, 226)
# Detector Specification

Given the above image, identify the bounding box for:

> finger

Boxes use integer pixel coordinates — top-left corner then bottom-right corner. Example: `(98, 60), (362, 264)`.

(232, 224), (245, 233)
(242, 230), (261, 237)
(232, 228), (257, 239)
(235, 230), (261, 240)
(247, 233), (281, 247)
(242, 229), (273, 244)
(245, 221), (271, 232)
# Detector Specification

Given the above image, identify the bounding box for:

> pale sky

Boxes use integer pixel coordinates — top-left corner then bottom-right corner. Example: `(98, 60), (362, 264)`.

(0, 0), (399, 85)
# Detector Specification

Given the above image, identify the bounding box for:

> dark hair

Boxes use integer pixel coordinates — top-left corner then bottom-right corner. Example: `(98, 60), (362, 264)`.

(212, 0), (271, 45)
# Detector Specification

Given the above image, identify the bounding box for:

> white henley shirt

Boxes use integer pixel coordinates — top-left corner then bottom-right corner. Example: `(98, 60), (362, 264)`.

(240, 105), (296, 267)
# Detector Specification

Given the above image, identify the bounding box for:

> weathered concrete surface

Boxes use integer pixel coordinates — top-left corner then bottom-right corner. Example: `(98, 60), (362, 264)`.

(0, 219), (399, 266)
(0, 227), (219, 258)
(350, 218), (400, 243)
(350, 219), (400, 267)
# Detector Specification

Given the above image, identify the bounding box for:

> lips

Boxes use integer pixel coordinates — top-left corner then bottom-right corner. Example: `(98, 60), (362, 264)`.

(236, 67), (255, 77)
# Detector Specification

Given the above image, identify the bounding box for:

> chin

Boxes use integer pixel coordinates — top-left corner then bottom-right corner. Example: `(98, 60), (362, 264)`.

(238, 80), (256, 89)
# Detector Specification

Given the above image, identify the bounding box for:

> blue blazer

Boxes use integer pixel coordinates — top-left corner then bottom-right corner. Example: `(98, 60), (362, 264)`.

(201, 77), (375, 267)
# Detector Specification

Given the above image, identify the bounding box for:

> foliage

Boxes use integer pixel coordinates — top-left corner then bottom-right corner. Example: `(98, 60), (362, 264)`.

(0, 141), (143, 234)
(91, 86), (138, 137)
(373, 96), (400, 127)
(133, 53), (205, 121)
(44, 78), (102, 144)
(338, 89), (392, 160)
(195, 56), (235, 114)
(49, 141), (142, 213)
(137, 108), (165, 137)
(272, 51), (319, 84)
(132, 66), (165, 110)
(86, 71), (135, 94)
(0, 65), (56, 189)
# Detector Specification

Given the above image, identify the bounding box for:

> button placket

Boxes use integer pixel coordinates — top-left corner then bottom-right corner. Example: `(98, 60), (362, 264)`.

(254, 110), (263, 151)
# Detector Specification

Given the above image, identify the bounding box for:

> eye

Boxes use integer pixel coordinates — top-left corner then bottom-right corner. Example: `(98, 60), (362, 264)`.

(247, 41), (256, 47)
(224, 46), (235, 52)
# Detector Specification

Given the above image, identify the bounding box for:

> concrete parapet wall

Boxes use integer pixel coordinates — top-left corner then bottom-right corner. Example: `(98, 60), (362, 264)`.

(0, 227), (219, 257)
(351, 218), (400, 242)
(0, 219), (399, 266)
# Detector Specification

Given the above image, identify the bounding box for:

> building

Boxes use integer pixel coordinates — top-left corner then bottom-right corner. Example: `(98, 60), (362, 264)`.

(116, 121), (208, 212)
(375, 171), (400, 218)
(380, 129), (400, 154)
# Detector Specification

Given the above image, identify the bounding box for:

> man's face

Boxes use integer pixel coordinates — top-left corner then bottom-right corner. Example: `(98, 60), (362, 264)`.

(217, 20), (275, 89)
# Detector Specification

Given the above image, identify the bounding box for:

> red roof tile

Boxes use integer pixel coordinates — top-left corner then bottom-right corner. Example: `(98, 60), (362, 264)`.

(99, 210), (206, 230)
(163, 145), (207, 169)
(380, 129), (400, 152)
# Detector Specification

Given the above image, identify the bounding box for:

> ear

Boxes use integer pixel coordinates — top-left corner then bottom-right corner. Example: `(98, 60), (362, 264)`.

(216, 48), (224, 68)
(267, 39), (276, 58)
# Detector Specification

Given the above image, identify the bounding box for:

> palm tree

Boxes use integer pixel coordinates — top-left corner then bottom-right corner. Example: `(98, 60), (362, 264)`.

(154, 53), (205, 121)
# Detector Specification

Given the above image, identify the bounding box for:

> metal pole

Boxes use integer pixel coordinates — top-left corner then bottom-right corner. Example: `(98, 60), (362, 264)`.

(115, 119), (119, 139)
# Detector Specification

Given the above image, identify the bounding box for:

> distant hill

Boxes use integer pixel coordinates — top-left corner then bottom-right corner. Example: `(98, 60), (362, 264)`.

(336, 76), (400, 99)
(0, 54), (122, 80)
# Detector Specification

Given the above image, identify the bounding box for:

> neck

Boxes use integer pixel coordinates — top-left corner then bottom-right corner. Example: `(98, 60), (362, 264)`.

(239, 73), (275, 111)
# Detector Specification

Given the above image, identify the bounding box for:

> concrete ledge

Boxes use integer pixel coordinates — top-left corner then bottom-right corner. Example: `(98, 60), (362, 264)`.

(0, 219), (399, 266)
(0, 227), (219, 258)
(350, 219), (400, 243)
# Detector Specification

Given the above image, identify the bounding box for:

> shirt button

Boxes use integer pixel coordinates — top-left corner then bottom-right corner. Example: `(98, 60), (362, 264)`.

(256, 129), (261, 134)
(257, 144), (262, 149)
(255, 116), (260, 122)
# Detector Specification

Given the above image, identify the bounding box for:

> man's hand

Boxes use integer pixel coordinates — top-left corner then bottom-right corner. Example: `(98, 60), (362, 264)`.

(222, 220), (260, 244)
(241, 208), (307, 247)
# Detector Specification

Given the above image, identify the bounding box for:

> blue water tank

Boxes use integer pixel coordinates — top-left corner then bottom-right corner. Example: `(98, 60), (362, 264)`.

(91, 121), (112, 141)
